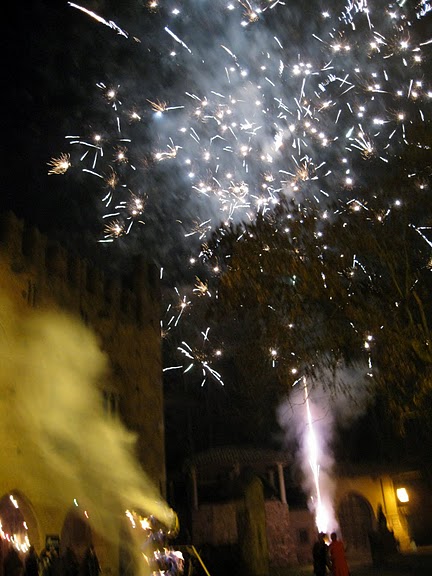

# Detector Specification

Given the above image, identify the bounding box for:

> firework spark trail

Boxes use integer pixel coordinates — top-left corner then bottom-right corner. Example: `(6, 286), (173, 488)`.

(68, 2), (129, 38)
(176, 328), (224, 386)
(164, 26), (192, 53)
(303, 377), (330, 533)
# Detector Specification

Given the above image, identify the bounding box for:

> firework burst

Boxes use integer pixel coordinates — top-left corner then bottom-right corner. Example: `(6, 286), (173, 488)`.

(55, 1), (432, 382)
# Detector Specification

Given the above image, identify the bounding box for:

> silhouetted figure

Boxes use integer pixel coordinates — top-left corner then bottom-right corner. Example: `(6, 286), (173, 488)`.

(312, 532), (329, 576)
(377, 504), (387, 532)
(328, 532), (350, 576)
(61, 548), (79, 576)
(80, 546), (100, 576)
(23, 547), (38, 576)
(48, 548), (61, 576)
(38, 548), (51, 576)
(0, 538), (5, 576)
(369, 504), (399, 566)
(4, 547), (24, 576)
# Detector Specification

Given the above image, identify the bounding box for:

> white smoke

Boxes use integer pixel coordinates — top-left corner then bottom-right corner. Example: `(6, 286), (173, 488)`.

(277, 364), (371, 534)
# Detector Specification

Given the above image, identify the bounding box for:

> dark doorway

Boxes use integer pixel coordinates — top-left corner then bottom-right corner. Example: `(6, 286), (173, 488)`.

(338, 492), (374, 552)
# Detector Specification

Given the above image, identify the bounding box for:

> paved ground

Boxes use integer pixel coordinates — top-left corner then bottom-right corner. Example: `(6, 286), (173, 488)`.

(351, 551), (432, 576)
(194, 547), (432, 576)
(273, 548), (432, 576)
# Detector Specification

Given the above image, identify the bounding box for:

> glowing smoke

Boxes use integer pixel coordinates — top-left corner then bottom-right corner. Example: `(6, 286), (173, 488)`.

(278, 365), (370, 534)
(0, 291), (175, 562)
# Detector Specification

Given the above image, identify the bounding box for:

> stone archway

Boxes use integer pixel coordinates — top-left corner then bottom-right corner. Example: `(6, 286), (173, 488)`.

(337, 492), (374, 553)
(0, 491), (40, 551)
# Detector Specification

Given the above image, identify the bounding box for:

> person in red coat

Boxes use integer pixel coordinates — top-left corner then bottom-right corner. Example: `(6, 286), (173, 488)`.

(328, 532), (350, 576)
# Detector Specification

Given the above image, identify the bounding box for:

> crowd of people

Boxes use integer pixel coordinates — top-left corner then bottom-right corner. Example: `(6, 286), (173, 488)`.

(312, 531), (350, 576)
(1, 542), (101, 576)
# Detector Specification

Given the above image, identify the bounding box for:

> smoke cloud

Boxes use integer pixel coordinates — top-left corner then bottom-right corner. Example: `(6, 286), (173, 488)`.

(0, 291), (174, 559)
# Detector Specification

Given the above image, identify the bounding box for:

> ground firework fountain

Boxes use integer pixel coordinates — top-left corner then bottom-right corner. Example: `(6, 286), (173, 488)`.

(303, 377), (337, 534)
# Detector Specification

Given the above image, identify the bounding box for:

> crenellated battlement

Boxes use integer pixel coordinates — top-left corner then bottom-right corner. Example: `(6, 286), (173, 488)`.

(0, 210), (160, 328)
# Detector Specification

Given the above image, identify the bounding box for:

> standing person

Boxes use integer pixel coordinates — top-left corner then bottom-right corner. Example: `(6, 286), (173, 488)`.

(61, 548), (79, 576)
(48, 549), (61, 576)
(4, 547), (24, 576)
(23, 546), (39, 576)
(80, 546), (100, 576)
(38, 548), (51, 576)
(0, 538), (5, 576)
(312, 532), (329, 576)
(328, 532), (350, 576)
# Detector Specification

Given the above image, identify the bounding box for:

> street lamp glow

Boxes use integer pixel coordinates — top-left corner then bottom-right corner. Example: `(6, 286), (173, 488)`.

(396, 487), (409, 503)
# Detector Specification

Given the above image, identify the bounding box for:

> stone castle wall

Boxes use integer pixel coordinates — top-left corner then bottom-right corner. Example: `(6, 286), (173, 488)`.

(265, 501), (299, 567)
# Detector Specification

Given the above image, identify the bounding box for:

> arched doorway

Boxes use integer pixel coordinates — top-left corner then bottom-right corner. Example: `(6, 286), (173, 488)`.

(0, 491), (40, 551)
(338, 492), (374, 553)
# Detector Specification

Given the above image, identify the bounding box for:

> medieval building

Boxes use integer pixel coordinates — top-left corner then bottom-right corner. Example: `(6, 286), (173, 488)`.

(0, 211), (169, 574)
(182, 446), (426, 574)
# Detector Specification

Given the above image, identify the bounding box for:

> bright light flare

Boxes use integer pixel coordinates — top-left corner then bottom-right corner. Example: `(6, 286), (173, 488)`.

(304, 378), (333, 533)
(396, 487), (409, 503)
